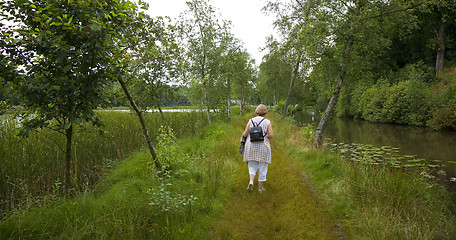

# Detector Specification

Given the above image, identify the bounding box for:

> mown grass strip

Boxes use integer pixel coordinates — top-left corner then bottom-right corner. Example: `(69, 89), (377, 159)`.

(209, 112), (338, 239)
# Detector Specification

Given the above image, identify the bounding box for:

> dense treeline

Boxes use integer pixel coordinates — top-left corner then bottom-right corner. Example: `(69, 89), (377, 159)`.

(260, 0), (456, 137)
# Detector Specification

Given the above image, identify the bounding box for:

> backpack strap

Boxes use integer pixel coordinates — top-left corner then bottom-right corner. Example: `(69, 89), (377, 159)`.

(251, 117), (265, 127)
(257, 117), (265, 126)
(259, 118), (267, 137)
(250, 119), (256, 127)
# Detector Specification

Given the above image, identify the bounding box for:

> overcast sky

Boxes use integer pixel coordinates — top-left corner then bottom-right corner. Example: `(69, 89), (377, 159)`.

(146, 0), (277, 64)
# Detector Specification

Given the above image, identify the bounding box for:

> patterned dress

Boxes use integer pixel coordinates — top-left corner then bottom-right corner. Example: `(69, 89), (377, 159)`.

(243, 116), (271, 164)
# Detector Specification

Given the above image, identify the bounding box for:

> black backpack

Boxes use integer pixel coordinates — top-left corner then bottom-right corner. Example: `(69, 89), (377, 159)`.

(249, 118), (266, 142)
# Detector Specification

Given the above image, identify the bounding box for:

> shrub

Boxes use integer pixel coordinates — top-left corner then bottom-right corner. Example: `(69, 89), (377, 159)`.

(427, 67), (456, 129)
(402, 80), (432, 125)
(427, 107), (456, 130)
(358, 79), (432, 126)
(382, 82), (408, 123)
(379, 80), (431, 126)
(274, 99), (293, 116)
(359, 85), (387, 122)
(393, 61), (434, 83)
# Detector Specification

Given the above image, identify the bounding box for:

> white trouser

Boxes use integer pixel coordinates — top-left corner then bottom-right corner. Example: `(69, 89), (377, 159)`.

(248, 161), (269, 182)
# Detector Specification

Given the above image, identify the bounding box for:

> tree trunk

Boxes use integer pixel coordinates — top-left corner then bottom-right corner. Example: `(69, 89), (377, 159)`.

(64, 124), (73, 193)
(273, 89), (277, 106)
(240, 95), (244, 116)
(282, 57), (301, 120)
(313, 4), (360, 148)
(435, 14), (445, 74)
(203, 80), (211, 124)
(119, 79), (161, 170)
(227, 79), (231, 122)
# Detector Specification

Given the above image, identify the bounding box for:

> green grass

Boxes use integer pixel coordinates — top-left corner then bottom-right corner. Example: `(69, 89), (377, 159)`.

(0, 110), (211, 217)
(209, 113), (338, 239)
(2, 111), (455, 239)
(0, 115), (238, 239)
(283, 121), (456, 239)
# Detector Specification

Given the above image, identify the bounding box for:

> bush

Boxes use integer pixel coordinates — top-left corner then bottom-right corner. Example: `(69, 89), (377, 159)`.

(359, 85), (387, 122)
(427, 67), (456, 129)
(380, 80), (431, 126)
(274, 99), (293, 116)
(393, 61), (434, 83)
(382, 82), (408, 123)
(427, 107), (456, 130)
(358, 79), (432, 126)
(356, 62), (435, 126)
(402, 80), (432, 125)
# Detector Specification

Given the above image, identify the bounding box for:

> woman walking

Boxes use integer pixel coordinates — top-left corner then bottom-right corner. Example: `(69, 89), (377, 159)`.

(242, 104), (274, 193)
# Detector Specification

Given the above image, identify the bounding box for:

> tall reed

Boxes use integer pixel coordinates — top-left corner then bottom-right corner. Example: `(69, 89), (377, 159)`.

(0, 110), (211, 217)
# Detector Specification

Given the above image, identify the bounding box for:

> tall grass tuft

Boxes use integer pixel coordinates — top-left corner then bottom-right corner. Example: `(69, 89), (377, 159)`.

(0, 110), (209, 217)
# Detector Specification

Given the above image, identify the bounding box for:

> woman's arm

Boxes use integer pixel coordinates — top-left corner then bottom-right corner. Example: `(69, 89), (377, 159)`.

(242, 122), (250, 138)
(267, 122), (274, 139)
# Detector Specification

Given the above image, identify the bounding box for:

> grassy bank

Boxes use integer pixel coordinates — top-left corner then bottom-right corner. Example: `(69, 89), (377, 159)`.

(281, 119), (456, 239)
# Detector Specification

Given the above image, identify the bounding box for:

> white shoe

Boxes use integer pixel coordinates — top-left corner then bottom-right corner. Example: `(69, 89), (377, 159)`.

(247, 183), (253, 193)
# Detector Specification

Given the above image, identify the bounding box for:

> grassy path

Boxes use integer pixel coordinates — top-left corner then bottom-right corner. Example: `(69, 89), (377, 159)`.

(209, 115), (339, 239)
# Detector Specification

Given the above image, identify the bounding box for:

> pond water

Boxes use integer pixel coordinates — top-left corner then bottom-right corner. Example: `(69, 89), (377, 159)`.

(294, 111), (456, 194)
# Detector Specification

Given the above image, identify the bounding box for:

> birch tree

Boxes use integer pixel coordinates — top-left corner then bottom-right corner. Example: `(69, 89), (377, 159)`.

(177, 0), (230, 124)
(1, 0), (142, 191)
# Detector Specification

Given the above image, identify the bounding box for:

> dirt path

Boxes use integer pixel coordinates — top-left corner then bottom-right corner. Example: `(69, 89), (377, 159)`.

(209, 121), (339, 239)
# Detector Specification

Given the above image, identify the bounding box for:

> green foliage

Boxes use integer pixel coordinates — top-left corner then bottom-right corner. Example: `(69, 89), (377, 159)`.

(0, 111), (208, 217)
(148, 128), (197, 225)
(156, 126), (183, 171)
(272, 116), (456, 239)
(0, 114), (239, 239)
(427, 107), (456, 130)
(149, 128), (197, 224)
(299, 124), (315, 145)
(345, 163), (455, 239)
(382, 82), (409, 123)
(122, 15), (181, 111)
(403, 80), (432, 125)
(359, 85), (387, 122)
(427, 68), (456, 130)
(393, 61), (435, 83)
(357, 62), (434, 126)
(264, 0), (456, 132)
(359, 81), (432, 126)
(0, 153), (157, 239)
(258, 50), (293, 106)
(294, 148), (456, 239)
(336, 82), (370, 118)
(273, 99), (293, 116)
(2, 0), (140, 131)
(1, 0), (145, 191)
(148, 179), (197, 215)
(177, 0), (255, 121)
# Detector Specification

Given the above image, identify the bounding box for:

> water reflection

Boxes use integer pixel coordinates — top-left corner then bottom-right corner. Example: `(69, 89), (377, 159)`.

(294, 111), (456, 193)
